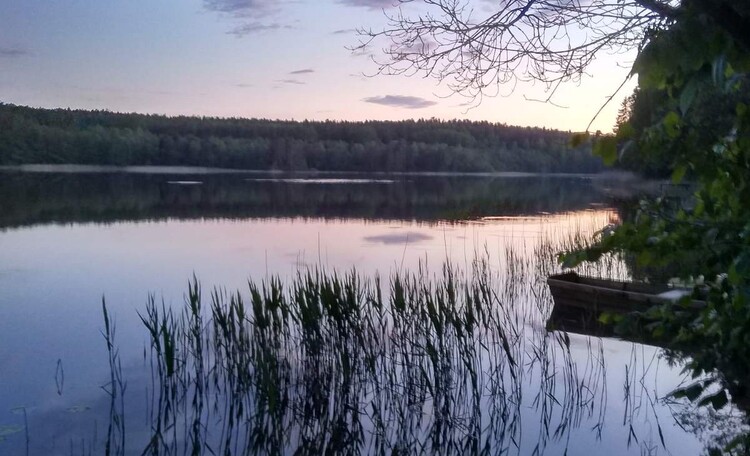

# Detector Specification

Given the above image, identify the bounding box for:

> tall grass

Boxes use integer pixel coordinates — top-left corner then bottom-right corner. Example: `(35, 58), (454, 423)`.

(101, 299), (126, 456)
(86, 229), (729, 455)
(130, 239), (616, 455)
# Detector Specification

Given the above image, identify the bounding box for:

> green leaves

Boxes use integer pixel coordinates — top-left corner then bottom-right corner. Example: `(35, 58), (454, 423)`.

(679, 79), (699, 115)
(592, 135), (618, 165)
(632, 39), (670, 90)
(737, 102), (748, 118)
(559, 245), (604, 269)
(729, 252), (750, 285)
(569, 132), (590, 147)
(671, 164), (687, 183)
(712, 54), (728, 87)
(576, 3), (750, 448)
(597, 312), (622, 326)
(662, 111), (681, 139)
(616, 122), (635, 140)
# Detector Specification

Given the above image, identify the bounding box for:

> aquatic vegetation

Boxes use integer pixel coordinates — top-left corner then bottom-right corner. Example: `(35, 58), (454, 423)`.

(102, 300), (127, 456)
(2, 218), (742, 455)
(122, 238), (680, 455)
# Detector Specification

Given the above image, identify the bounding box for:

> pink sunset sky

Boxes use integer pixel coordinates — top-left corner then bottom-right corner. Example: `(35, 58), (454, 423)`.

(1, 0), (637, 132)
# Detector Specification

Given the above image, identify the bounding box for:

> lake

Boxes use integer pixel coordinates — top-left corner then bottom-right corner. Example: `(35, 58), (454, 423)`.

(0, 168), (743, 455)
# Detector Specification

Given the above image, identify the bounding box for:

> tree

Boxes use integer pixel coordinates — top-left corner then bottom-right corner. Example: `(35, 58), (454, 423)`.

(357, 1), (749, 104)
(362, 1), (750, 451)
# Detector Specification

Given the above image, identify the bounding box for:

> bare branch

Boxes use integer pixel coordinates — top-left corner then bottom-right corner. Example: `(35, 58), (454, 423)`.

(354, 0), (677, 105)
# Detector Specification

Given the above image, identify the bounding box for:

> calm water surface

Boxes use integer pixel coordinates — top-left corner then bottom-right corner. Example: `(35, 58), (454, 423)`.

(0, 169), (742, 454)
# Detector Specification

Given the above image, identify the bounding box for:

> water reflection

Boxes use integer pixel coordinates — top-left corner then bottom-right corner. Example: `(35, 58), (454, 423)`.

(3, 235), (741, 455)
(363, 232), (434, 244)
(0, 170), (742, 455)
(0, 170), (612, 229)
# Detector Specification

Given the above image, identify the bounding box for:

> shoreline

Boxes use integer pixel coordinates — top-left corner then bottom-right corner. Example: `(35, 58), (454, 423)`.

(0, 163), (636, 180)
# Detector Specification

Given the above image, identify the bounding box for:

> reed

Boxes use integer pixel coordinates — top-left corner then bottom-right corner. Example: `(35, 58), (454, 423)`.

(129, 241), (619, 455)
(101, 299), (126, 456)
(88, 230), (728, 455)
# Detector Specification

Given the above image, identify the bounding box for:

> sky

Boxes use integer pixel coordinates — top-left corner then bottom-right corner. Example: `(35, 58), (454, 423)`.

(0, 0), (638, 132)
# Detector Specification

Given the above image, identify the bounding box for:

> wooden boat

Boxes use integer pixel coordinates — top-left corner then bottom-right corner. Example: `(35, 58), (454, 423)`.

(547, 272), (704, 329)
(547, 272), (703, 314)
(546, 272), (706, 345)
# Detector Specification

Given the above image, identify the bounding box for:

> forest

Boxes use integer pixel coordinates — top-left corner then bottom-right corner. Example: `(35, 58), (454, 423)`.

(0, 103), (603, 173)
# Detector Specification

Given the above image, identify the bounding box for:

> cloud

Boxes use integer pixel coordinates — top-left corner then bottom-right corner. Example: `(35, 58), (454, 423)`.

(203, 0), (275, 17)
(398, 38), (438, 54)
(363, 95), (437, 109)
(277, 79), (305, 85)
(350, 44), (374, 59)
(0, 47), (29, 58)
(338, 0), (396, 9)
(206, 0), (294, 37)
(289, 68), (314, 75)
(227, 21), (293, 36)
(332, 28), (357, 35)
(235, 83), (254, 88)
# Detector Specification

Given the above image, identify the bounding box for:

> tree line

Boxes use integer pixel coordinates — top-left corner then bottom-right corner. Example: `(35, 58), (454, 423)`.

(0, 103), (603, 173)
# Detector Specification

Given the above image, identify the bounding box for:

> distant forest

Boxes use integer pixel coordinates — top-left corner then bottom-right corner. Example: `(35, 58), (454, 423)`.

(0, 103), (603, 173)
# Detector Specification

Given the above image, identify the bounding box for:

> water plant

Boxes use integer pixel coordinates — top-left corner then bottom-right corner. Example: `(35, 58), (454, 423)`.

(123, 242), (671, 455)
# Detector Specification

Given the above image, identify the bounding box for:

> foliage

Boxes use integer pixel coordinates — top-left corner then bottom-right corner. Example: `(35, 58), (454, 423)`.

(0, 104), (602, 174)
(563, 0), (750, 435)
(383, 0), (750, 446)
(108, 259), (709, 455)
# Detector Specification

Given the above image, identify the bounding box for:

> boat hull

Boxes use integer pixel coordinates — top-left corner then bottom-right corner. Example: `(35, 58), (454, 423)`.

(546, 272), (704, 337)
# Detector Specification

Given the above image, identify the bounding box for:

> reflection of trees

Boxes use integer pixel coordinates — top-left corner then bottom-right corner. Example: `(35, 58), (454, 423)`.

(544, 268), (750, 455)
(667, 400), (749, 455)
(0, 172), (612, 229)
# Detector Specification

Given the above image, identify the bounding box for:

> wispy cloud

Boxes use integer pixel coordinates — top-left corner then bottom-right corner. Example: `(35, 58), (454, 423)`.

(363, 95), (437, 109)
(206, 0), (295, 37)
(398, 38), (438, 54)
(203, 0), (275, 17)
(227, 21), (293, 36)
(277, 79), (305, 85)
(289, 68), (314, 75)
(338, 0), (396, 9)
(235, 83), (254, 88)
(332, 28), (357, 35)
(0, 47), (29, 58)
(350, 44), (374, 59)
